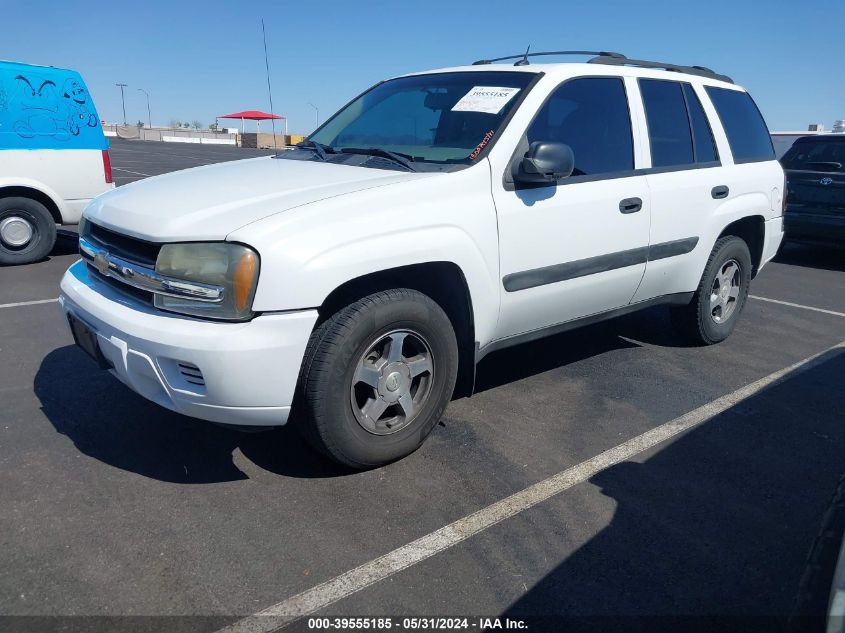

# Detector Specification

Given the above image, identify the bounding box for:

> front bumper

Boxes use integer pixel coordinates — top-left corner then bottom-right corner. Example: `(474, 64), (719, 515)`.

(59, 259), (318, 426)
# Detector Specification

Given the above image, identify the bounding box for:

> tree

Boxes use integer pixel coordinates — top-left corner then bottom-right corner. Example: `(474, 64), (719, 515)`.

(192, 120), (202, 130)
(136, 120), (145, 128)
(169, 119), (181, 129)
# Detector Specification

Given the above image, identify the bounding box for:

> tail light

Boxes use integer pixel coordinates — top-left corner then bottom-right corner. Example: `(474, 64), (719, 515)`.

(781, 174), (787, 232)
(102, 150), (113, 184)
(782, 174), (788, 213)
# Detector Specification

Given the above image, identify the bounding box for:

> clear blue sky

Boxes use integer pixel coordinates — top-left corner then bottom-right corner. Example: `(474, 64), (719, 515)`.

(4, 0), (842, 134)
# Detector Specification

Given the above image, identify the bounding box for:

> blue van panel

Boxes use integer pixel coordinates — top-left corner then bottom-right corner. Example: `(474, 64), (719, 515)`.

(0, 61), (107, 150)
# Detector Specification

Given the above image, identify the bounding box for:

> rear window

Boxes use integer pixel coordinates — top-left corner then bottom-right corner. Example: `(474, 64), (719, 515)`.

(705, 87), (774, 163)
(780, 139), (845, 173)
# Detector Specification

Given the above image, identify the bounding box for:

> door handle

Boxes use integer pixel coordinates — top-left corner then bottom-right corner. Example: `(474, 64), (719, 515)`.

(711, 185), (730, 199)
(619, 197), (643, 214)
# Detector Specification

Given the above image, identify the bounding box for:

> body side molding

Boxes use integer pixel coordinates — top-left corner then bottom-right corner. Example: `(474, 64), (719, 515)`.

(502, 237), (699, 292)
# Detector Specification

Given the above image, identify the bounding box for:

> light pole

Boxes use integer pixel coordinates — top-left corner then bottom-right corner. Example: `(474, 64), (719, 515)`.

(137, 88), (151, 128)
(115, 83), (128, 125)
(308, 102), (319, 128)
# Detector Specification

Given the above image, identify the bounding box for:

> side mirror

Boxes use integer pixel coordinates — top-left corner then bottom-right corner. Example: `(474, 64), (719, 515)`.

(516, 141), (575, 184)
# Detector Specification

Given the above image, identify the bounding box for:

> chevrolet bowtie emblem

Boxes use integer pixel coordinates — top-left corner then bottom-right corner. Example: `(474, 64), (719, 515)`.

(93, 252), (110, 275)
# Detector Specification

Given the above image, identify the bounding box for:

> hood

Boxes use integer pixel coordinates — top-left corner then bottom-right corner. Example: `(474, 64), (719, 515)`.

(84, 156), (433, 241)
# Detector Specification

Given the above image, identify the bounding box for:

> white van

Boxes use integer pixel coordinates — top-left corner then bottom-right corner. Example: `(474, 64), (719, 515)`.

(0, 60), (114, 264)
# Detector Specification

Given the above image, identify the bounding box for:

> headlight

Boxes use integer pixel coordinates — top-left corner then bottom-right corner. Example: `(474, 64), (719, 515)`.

(154, 242), (260, 321)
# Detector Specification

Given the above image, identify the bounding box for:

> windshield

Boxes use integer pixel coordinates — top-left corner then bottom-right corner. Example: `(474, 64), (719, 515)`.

(781, 139), (845, 173)
(304, 71), (536, 168)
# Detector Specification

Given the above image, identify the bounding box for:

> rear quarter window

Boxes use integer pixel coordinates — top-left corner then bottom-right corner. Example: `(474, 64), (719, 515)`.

(705, 87), (774, 164)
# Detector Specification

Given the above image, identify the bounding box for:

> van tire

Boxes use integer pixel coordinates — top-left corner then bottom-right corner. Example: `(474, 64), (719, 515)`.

(671, 236), (752, 345)
(0, 197), (57, 265)
(293, 288), (458, 469)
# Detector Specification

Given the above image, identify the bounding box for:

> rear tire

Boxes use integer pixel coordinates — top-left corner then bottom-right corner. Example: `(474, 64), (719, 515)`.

(671, 236), (752, 345)
(0, 197), (57, 265)
(294, 288), (458, 469)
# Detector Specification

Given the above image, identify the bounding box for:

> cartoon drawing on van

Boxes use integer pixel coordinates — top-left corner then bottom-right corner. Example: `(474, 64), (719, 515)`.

(60, 77), (98, 134)
(10, 74), (98, 140)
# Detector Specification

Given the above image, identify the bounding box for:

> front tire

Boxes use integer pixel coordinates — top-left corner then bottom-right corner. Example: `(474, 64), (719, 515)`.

(0, 197), (57, 265)
(294, 288), (458, 469)
(671, 236), (752, 345)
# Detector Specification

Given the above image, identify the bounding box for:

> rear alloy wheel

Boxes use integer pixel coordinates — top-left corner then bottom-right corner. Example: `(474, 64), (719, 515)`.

(294, 288), (458, 469)
(0, 197), (57, 265)
(671, 236), (752, 345)
(708, 259), (742, 325)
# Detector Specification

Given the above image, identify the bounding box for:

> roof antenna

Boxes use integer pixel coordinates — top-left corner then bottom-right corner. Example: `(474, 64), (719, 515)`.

(514, 44), (531, 66)
(261, 18), (278, 153)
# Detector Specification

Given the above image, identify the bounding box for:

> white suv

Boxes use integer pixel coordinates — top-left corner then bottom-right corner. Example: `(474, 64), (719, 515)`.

(59, 51), (785, 468)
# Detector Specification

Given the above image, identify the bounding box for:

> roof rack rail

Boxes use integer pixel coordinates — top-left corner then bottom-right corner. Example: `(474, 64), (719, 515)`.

(472, 49), (733, 84)
(587, 55), (733, 84)
(472, 50), (625, 66)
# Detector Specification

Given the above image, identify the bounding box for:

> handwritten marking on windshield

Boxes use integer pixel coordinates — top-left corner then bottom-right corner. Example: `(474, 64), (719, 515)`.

(469, 130), (495, 161)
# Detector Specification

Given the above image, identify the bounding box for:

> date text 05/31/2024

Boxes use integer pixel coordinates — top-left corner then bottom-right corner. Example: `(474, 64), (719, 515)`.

(307, 617), (528, 630)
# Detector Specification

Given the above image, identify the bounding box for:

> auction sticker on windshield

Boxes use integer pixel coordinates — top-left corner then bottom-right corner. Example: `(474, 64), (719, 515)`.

(451, 86), (521, 114)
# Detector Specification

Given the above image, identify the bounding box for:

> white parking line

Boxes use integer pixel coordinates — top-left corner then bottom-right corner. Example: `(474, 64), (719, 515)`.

(112, 167), (153, 177)
(751, 295), (845, 318)
(0, 298), (58, 310)
(217, 339), (845, 633)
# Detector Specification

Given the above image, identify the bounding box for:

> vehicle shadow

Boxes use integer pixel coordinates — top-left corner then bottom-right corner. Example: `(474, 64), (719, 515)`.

(499, 348), (845, 633)
(35, 305), (692, 483)
(48, 230), (80, 258)
(34, 345), (352, 484)
(474, 306), (687, 393)
(775, 241), (845, 273)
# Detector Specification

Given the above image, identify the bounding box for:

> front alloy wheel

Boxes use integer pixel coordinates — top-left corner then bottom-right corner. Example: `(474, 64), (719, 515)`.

(351, 329), (434, 435)
(294, 288), (458, 469)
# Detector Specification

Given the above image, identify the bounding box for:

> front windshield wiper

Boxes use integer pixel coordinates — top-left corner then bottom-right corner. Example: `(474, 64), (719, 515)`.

(339, 147), (417, 171)
(295, 140), (338, 160)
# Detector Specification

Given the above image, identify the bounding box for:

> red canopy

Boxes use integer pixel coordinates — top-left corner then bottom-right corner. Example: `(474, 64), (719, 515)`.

(218, 110), (284, 120)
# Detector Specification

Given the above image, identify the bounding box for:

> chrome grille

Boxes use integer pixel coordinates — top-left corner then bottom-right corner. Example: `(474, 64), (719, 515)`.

(78, 224), (224, 305)
(84, 222), (161, 267)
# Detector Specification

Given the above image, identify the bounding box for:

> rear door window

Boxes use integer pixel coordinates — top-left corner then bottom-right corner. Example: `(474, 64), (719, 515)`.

(639, 79), (694, 168)
(705, 87), (775, 163)
(526, 77), (633, 176)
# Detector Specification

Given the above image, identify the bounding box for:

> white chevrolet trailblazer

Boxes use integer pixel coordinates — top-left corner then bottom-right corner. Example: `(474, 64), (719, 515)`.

(60, 51), (785, 468)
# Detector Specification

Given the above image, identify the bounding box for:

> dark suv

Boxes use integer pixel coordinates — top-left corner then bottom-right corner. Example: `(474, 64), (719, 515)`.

(780, 135), (845, 246)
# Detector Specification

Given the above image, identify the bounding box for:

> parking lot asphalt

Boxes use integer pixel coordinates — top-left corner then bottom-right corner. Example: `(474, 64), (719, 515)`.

(107, 137), (275, 185)
(1, 139), (844, 632)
